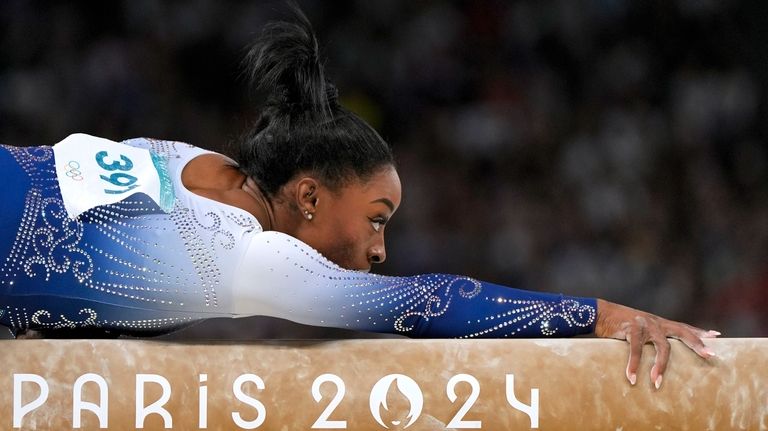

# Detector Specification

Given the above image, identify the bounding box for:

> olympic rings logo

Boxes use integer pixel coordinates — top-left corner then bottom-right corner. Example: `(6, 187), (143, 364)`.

(64, 160), (84, 181)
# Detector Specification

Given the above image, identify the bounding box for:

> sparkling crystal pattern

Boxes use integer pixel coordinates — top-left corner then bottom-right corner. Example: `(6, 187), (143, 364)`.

(0, 139), (249, 335)
(0, 138), (596, 338)
(234, 232), (597, 338)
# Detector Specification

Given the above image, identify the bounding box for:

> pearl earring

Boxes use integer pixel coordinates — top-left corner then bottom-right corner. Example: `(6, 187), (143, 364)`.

(304, 210), (313, 220)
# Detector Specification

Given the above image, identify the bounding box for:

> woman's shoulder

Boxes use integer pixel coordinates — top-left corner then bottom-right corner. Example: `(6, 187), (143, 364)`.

(117, 135), (264, 225)
(181, 153), (266, 221)
(181, 153), (241, 191)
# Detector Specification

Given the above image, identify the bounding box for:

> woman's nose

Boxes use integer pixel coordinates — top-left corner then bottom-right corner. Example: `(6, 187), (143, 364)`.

(368, 245), (386, 264)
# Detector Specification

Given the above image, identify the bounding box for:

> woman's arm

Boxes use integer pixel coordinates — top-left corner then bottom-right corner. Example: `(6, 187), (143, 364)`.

(233, 231), (718, 388)
(233, 231), (596, 338)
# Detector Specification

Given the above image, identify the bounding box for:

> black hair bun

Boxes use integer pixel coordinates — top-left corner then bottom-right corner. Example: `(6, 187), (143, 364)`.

(244, 2), (333, 118)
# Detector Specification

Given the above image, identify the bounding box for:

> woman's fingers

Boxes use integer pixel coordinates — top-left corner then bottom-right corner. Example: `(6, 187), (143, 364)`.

(649, 334), (671, 389)
(667, 322), (717, 359)
(625, 321), (647, 385)
(595, 299), (721, 388)
(680, 322), (721, 339)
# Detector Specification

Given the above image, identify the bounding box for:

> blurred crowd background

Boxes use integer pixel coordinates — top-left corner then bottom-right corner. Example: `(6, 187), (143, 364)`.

(1, 1), (765, 338)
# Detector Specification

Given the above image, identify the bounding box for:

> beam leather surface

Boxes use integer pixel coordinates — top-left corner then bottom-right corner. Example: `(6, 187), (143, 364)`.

(1, 338), (766, 430)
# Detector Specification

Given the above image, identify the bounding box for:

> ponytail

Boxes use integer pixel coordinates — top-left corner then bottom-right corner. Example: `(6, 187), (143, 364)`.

(233, 2), (394, 198)
(244, 3), (334, 118)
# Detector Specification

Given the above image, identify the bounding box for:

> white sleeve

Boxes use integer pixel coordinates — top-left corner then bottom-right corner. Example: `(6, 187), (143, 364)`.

(232, 231), (390, 329)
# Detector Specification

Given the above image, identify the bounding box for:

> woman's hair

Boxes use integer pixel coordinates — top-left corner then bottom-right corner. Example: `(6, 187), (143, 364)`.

(233, 3), (394, 198)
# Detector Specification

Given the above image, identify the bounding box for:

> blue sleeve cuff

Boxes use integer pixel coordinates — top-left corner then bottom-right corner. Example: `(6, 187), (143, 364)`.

(404, 278), (598, 339)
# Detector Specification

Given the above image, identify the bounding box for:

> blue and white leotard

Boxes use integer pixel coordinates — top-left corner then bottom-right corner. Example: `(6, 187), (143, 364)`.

(0, 134), (597, 337)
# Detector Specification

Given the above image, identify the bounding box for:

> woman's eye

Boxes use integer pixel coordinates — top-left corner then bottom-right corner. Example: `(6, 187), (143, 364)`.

(370, 217), (387, 232)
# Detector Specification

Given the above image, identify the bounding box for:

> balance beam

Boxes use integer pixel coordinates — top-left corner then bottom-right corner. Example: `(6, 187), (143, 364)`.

(1, 338), (765, 430)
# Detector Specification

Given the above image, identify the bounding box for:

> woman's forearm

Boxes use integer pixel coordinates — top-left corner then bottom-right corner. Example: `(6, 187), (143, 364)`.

(234, 231), (597, 338)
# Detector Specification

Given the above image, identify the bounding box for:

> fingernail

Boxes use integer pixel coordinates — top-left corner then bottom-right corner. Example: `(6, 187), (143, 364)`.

(628, 373), (636, 385)
(708, 330), (721, 336)
(655, 375), (663, 390)
(704, 347), (717, 357)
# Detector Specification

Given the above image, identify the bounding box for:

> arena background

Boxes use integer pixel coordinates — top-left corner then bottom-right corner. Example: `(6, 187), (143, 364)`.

(0, 1), (765, 339)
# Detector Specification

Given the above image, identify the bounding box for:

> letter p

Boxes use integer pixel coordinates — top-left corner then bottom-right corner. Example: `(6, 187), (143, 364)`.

(13, 374), (49, 428)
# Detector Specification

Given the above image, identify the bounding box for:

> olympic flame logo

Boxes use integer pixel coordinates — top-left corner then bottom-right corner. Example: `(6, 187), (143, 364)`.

(369, 374), (423, 429)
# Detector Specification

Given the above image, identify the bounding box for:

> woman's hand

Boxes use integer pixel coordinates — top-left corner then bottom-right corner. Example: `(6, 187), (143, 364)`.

(594, 298), (720, 389)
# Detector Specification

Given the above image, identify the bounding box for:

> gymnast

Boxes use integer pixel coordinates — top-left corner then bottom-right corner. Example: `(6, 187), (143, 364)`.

(0, 6), (717, 389)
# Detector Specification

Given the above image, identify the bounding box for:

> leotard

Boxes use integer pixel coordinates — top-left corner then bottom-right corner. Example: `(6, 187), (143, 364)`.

(0, 134), (597, 337)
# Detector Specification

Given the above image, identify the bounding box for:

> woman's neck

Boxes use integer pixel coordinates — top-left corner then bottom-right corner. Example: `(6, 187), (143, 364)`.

(240, 176), (275, 231)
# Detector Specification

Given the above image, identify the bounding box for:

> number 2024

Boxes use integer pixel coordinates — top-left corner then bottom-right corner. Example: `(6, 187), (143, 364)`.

(309, 373), (539, 429)
(95, 151), (139, 194)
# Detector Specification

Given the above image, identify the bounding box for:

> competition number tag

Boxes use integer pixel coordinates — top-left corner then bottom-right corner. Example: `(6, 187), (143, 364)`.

(53, 133), (175, 218)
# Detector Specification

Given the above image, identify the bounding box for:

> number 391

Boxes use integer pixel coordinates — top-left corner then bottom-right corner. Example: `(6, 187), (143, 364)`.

(96, 150), (139, 194)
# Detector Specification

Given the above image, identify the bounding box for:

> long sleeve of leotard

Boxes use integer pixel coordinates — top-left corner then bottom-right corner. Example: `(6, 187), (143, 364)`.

(232, 231), (597, 338)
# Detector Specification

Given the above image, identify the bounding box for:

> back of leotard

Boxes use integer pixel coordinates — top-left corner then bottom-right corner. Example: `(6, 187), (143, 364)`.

(0, 135), (262, 335)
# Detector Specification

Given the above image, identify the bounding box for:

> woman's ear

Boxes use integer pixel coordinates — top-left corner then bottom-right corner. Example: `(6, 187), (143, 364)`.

(295, 177), (320, 220)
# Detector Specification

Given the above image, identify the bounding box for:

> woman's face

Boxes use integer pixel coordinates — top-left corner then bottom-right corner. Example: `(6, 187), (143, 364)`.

(297, 165), (401, 272)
